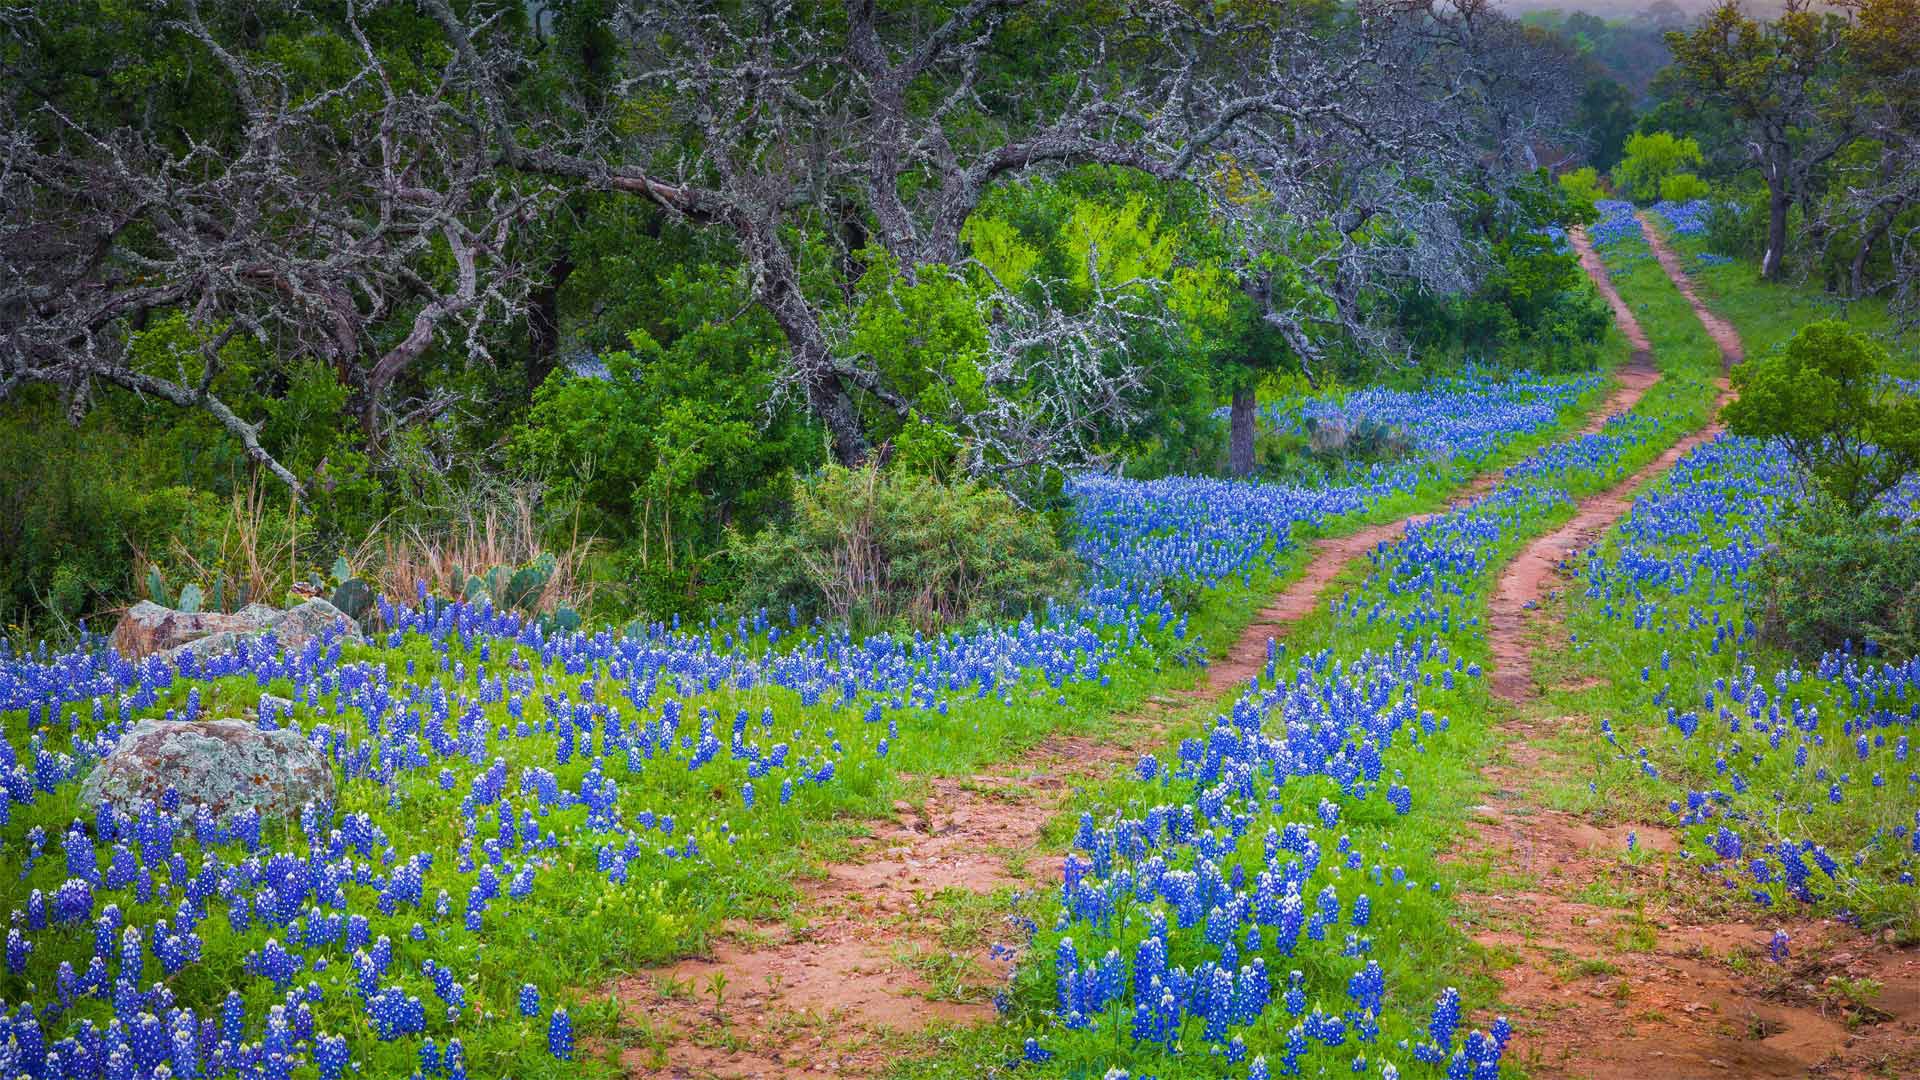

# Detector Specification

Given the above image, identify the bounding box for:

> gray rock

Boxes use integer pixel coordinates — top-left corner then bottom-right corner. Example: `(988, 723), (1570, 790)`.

(1307, 417), (1350, 455)
(80, 718), (335, 825)
(109, 601), (275, 659)
(269, 598), (365, 649)
(118, 598), (365, 666)
(153, 629), (254, 666)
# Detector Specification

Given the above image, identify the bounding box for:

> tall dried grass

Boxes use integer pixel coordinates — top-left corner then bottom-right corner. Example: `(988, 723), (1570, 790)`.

(134, 477), (598, 618)
(132, 482), (297, 613)
(351, 479), (598, 614)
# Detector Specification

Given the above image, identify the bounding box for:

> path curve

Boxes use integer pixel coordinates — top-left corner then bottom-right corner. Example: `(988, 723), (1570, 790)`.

(1484, 217), (1729, 704)
(1463, 214), (1920, 1079)
(1211, 227), (1659, 694)
(612, 253), (1661, 1076)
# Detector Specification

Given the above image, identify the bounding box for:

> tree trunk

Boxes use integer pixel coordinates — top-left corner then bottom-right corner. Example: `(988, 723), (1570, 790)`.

(526, 253), (573, 395)
(1851, 214), (1892, 299)
(1762, 178), (1791, 281)
(1228, 385), (1257, 478)
(747, 228), (872, 465)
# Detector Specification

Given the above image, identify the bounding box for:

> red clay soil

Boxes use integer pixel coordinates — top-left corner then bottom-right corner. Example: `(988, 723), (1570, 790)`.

(608, 221), (1711, 1078)
(1572, 224), (1653, 358)
(611, 269), (1670, 1076)
(1485, 219), (1724, 703)
(1459, 213), (1920, 1079)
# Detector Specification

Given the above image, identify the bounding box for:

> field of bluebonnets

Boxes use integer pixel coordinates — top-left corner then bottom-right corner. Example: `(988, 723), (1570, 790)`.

(0, 362), (1607, 1080)
(2, 204), (1916, 1080)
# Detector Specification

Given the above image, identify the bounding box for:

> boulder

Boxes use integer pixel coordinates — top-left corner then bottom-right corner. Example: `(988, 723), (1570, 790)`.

(113, 598), (364, 663)
(109, 601), (274, 659)
(79, 718), (334, 825)
(270, 598), (365, 650)
(1306, 417), (1350, 455)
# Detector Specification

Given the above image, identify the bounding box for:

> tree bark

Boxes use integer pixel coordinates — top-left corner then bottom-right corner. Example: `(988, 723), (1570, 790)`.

(1758, 136), (1789, 282)
(526, 253), (573, 395)
(1851, 213), (1893, 299)
(1762, 170), (1791, 281)
(1228, 385), (1258, 478)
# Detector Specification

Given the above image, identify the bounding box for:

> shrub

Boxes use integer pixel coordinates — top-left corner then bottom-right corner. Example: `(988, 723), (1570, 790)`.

(1612, 131), (1705, 203)
(1724, 320), (1920, 514)
(1658, 172), (1712, 202)
(1704, 184), (1769, 261)
(1558, 166), (1605, 209)
(730, 464), (1078, 631)
(1757, 497), (1920, 660)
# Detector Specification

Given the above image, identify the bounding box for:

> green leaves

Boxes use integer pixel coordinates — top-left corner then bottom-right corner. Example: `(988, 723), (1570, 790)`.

(1725, 320), (1920, 514)
(729, 463), (1077, 633)
(1611, 131), (1705, 203)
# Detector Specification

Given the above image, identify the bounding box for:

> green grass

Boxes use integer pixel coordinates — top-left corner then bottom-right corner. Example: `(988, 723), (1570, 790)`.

(893, 269), (1728, 1078)
(1530, 224), (1920, 938)
(1643, 217), (1916, 370)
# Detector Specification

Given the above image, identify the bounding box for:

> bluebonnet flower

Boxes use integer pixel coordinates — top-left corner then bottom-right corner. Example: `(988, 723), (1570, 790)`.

(547, 1006), (573, 1060)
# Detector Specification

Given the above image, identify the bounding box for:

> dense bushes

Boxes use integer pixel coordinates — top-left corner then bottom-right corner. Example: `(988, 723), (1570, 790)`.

(1725, 320), (1920, 514)
(1757, 499), (1920, 660)
(1727, 321), (1920, 659)
(730, 464), (1078, 632)
(1612, 131), (1705, 203)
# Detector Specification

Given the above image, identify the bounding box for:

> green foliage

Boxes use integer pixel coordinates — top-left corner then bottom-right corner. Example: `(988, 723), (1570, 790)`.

(962, 171), (1224, 481)
(1657, 172), (1712, 202)
(1701, 182), (1771, 261)
(729, 464), (1078, 632)
(1724, 320), (1920, 514)
(511, 263), (822, 619)
(1574, 77), (1638, 171)
(1612, 131), (1705, 203)
(1558, 166), (1605, 210)
(1388, 174), (1608, 375)
(1457, 233), (1611, 371)
(1756, 497), (1920, 661)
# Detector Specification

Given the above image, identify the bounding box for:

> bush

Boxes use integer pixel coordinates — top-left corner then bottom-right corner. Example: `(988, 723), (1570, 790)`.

(1658, 172), (1712, 202)
(1704, 184), (1769, 261)
(1612, 131), (1704, 203)
(730, 464), (1078, 632)
(1558, 166), (1605, 209)
(1724, 320), (1920, 514)
(1757, 497), (1920, 660)
(509, 274), (822, 620)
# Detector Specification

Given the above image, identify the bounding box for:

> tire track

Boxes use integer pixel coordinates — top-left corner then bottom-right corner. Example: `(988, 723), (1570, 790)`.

(1456, 215), (1919, 1079)
(610, 240), (1657, 1077)
(1484, 216), (1731, 704)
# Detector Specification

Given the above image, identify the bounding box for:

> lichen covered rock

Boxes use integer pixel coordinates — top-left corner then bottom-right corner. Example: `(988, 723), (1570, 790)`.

(270, 598), (364, 650)
(79, 718), (335, 825)
(108, 601), (276, 659)
(113, 598), (364, 664)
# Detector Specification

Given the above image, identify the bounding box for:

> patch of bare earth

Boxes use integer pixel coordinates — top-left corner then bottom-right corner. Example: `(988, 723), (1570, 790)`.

(1457, 215), (1920, 1079)
(603, 241), (1673, 1076)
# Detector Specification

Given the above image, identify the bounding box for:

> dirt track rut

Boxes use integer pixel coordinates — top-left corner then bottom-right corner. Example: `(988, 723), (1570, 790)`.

(1459, 213), (1920, 1080)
